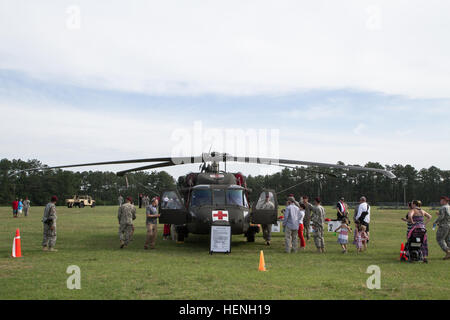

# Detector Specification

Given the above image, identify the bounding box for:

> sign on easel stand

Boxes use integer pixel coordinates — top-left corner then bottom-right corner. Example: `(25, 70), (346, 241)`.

(271, 221), (281, 233)
(327, 221), (342, 232)
(210, 225), (231, 254)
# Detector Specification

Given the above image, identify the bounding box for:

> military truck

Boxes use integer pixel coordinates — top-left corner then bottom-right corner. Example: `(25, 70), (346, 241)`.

(66, 195), (96, 208)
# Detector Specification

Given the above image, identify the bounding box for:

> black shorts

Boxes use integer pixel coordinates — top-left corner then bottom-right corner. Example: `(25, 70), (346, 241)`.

(360, 221), (370, 232)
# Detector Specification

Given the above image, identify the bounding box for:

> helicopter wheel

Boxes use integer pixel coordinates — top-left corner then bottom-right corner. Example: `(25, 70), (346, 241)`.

(246, 232), (256, 243)
(176, 227), (186, 243)
(177, 233), (185, 243)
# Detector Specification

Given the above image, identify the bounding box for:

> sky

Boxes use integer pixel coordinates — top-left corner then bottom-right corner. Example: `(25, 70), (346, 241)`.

(1, 0), (449, 178)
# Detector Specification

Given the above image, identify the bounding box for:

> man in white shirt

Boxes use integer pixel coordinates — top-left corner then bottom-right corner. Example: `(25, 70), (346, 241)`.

(355, 196), (371, 240)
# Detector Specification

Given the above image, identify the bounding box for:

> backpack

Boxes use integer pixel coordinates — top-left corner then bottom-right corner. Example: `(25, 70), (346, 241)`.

(358, 204), (370, 223)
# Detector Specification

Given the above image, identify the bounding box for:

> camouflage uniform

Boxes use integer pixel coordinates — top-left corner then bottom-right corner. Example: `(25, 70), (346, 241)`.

(23, 199), (31, 217)
(436, 204), (450, 253)
(303, 202), (313, 240)
(311, 205), (326, 249)
(260, 201), (275, 243)
(42, 203), (57, 248)
(118, 203), (136, 247)
(143, 196), (150, 208)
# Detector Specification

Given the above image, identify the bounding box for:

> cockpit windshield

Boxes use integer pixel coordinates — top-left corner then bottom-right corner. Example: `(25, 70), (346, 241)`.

(191, 187), (248, 207)
(227, 189), (244, 207)
(191, 189), (212, 207)
(213, 189), (226, 206)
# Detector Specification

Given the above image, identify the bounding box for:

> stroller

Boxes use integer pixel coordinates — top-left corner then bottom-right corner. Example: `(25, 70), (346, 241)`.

(402, 224), (428, 263)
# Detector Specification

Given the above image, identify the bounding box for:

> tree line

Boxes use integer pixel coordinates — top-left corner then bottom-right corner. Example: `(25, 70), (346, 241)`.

(246, 162), (450, 206)
(1, 159), (449, 206)
(0, 159), (176, 206)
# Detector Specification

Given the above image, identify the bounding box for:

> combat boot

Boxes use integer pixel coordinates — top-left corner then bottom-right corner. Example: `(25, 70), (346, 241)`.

(42, 246), (48, 252)
(48, 247), (58, 252)
(444, 251), (450, 260)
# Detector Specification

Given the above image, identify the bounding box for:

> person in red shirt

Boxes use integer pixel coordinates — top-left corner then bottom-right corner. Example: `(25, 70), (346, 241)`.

(163, 224), (171, 240)
(12, 199), (19, 218)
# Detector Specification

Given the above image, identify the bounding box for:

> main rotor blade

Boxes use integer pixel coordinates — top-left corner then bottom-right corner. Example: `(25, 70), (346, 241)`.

(222, 155), (396, 179)
(116, 162), (177, 176)
(8, 156), (200, 176)
(275, 164), (339, 178)
(8, 152), (396, 179)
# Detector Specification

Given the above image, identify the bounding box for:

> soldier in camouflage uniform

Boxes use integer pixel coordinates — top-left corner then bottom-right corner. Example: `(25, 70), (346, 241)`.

(302, 196), (314, 241)
(311, 197), (326, 253)
(42, 196), (58, 252)
(435, 196), (450, 260)
(143, 195), (150, 208)
(258, 194), (276, 246)
(23, 197), (31, 217)
(118, 197), (136, 249)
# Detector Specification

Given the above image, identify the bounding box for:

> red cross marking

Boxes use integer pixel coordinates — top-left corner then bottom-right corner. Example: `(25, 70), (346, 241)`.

(213, 211), (228, 220)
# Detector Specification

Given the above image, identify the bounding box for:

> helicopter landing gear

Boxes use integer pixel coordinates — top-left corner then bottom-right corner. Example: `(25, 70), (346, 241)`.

(246, 232), (255, 243)
(177, 232), (185, 244)
(176, 226), (188, 243)
(246, 226), (259, 243)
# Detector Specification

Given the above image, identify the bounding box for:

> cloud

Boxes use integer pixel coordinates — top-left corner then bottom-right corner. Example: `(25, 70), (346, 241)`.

(1, 1), (450, 98)
(280, 105), (345, 121)
(353, 123), (367, 136)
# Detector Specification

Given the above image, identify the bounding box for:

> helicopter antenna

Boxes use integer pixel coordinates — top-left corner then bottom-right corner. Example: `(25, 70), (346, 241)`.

(276, 178), (314, 195)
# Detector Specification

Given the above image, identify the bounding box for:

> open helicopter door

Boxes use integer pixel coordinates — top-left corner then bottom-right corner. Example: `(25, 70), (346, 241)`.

(251, 190), (278, 225)
(158, 190), (187, 225)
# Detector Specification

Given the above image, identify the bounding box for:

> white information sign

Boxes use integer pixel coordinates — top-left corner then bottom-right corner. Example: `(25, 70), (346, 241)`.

(327, 221), (342, 232)
(210, 225), (231, 254)
(271, 221), (281, 233)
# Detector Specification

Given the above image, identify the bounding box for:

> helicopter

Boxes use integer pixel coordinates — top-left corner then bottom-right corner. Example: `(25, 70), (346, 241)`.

(16, 152), (396, 243)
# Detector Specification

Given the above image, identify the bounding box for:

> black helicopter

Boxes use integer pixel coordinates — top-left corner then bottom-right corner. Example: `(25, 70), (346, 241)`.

(16, 152), (396, 243)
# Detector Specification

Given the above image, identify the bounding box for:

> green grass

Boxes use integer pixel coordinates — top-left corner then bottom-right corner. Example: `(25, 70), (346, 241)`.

(0, 205), (449, 300)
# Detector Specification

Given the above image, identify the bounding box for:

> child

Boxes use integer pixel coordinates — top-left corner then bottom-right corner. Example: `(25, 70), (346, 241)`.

(298, 203), (306, 250)
(361, 225), (369, 251)
(18, 199), (24, 216)
(335, 218), (352, 253)
(355, 224), (369, 253)
(163, 224), (171, 240)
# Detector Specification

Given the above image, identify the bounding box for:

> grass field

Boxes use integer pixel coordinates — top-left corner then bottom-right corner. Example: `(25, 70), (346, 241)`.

(0, 205), (449, 300)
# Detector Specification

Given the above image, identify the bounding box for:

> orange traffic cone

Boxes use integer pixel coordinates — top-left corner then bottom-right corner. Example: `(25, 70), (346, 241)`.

(12, 229), (22, 258)
(400, 243), (404, 260)
(400, 243), (407, 261)
(258, 250), (266, 272)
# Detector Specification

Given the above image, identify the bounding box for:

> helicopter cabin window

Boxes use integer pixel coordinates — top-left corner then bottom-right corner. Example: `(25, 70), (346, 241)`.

(255, 191), (276, 210)
(212, 189), (226, 206)
(191, 189), (212, 207)
(161, 191), (183, 209)
(243, 192), (249, 208)
(226, 189), (245, 207)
